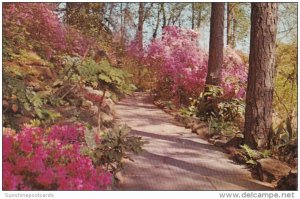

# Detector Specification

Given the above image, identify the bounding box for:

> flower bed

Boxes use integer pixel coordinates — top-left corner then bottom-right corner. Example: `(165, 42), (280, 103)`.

(3, 125), (112, 190)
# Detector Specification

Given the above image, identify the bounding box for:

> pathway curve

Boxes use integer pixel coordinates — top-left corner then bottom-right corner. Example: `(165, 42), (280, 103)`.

(115, 92), (272, 190)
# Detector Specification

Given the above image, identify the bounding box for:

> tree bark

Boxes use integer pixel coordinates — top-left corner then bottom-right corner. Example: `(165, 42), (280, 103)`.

(196, 8), (202, 29)
(192, 3), (195, 29)
(120, 3), (123, 38)
(244, 3), (278, 150)
(205, 3), (225, 86)
(153, 4), (161, 39)
(65, 3), (79, 25)
(227, 3), (238, 48)
(137, 3), (144, 86)
(172, 9), (183, 26)
(227, 3), (232, 47)
(232, 17), (237, 48)
(161, 3), (166, 29)
(137, 3), (144, 50)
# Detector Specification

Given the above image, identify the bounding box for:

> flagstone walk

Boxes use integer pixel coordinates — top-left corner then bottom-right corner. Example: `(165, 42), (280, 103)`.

(115, 92), (272, 190)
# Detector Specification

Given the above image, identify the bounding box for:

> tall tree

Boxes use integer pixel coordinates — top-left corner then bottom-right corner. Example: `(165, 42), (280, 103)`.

(65, 3), (110, 39)
(161, 3), (167, 28)
(244, 3), (278, 149)
(194, 3), (210, 30)
(227, 3), (233, 47)
(136, 3), (145, 86)
(205, 3), (225, 86)
(226, 3), (250, 48)
(136, 3), (153, 46)
(136, 3), (144, 50)
(153, 4), (161, 38)
(191, 3), (195, 29)
(277, 3), (297, 42)
(159, 3), (188, 29)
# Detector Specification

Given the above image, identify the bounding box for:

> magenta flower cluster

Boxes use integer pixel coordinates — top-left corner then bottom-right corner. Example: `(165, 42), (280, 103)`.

(3, 125), (112, 190)
(128, 26), (248, 102)
(3, 3), (94, 59)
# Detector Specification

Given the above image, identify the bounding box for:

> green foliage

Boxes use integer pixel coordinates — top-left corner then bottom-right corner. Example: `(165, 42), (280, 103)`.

(261, 150), (271, 159)
(3, 51), (61, 128)
(204, 84), (224, 98)
(240, 144), (271, 166)
(3, 75), (24, 128)
(274, 42), (297, 120)
(29, 119), (42, 127)
(163, 101), (176, 110)
(180, 85), (245, 137)
(271, 113), (297, 164)
(272, 117), (297, 146)
(179, 104), (197, 117)
(122, 55), (157, 92)
(4, 51), (53, 80)
(245, 159), (257, 166)
(240, 144), (259, 159)
(82, 125), (146, 176)
(209, 118), (240, 137)
(65, 3), (112, 41)
(192, 3), (211, 27)
(228, 3), (251, 47)
(60, 56), (136, 97)
(271, 42), (297, 159)
(15, 50), (51, 66)
(217, 99), (245, 121)
(182, 85), (223, 119)
(22, 89), (61, 123)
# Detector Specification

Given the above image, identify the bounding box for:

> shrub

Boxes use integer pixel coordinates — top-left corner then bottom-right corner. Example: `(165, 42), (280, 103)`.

(180, 85), (245, 137)
(3, 3), (93, 59)
(145, 26), (247, 105)
(3, 3), (66, 59)
(3, 125), (112, 190)
(78, 58), (136, 98)
(82, 125), (145, 176)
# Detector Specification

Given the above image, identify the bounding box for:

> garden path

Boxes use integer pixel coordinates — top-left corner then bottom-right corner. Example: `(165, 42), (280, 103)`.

(115, 92), (272, 190)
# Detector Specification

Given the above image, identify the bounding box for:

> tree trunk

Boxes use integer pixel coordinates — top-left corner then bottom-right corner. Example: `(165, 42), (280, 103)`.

(161, 3), (166, 29)
(65, 3), (78, 25)
(232, 17), (237, 48)
(153, 4), (161, 39)
(244, 3), (278, 150)
(192, 3), (195, 29)
(65, 3), (70, 25)
(227, 3), (232, 47)
(205, 3), (225, 86)
(99, 3), (105, 22)
(120, 3), (123, 38)
(137, 3), (144, 50)
(197, 9), (202, 30)
(137, 3), (144, 86)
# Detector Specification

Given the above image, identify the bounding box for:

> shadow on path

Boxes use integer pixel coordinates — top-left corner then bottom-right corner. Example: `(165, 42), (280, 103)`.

(115, 92), (273, 190)
(131, 129), (225, 153)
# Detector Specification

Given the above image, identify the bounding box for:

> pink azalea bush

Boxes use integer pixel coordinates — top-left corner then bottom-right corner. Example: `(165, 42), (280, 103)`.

(3, 125), (112, 190)
(126, 39), (145, 61)
(147, 27), (208, 98)
(3, 3), (93, 59)
(221, 48), (248, 98)
(3, 3), (65, 59)
(65, 27), (94, 57)
(144, 26), (247, 104)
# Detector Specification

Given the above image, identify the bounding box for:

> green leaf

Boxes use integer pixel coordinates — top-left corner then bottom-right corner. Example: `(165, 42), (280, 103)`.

(99, 74), (112, 83)
(246, 159), (257, 165)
